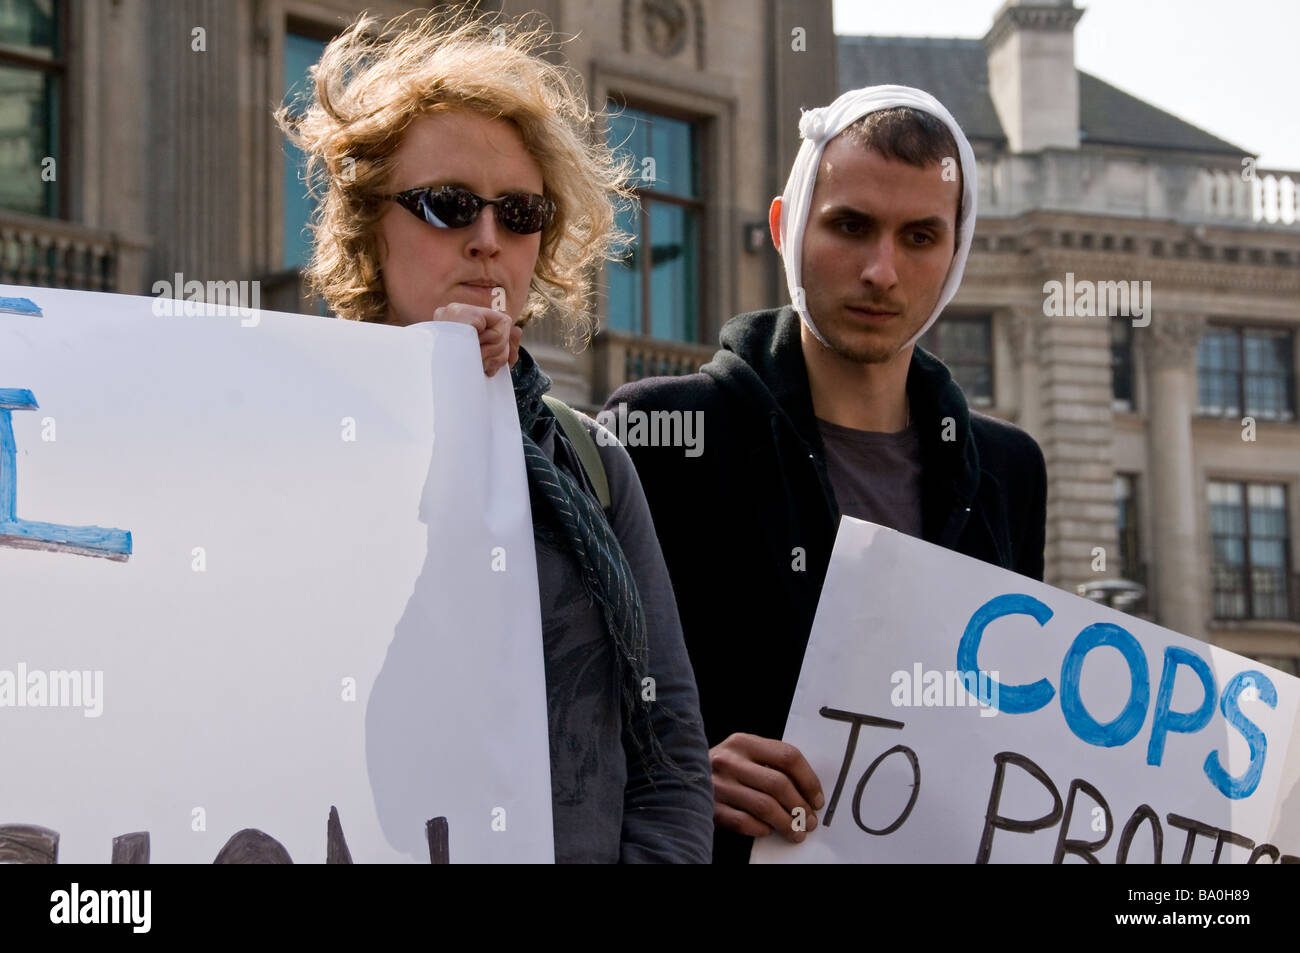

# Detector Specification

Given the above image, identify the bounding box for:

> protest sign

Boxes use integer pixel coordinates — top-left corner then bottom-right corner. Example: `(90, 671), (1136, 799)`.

(752, 518), (1300, 863)
(0, 285), (553, 863)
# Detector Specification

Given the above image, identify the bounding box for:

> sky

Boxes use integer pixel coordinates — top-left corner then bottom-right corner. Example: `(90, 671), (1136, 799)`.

(832, 0), (1300, 170)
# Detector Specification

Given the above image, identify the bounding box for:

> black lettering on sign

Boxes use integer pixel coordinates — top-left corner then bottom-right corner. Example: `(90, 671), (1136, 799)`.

(976, 751), (1062, 864)
(0, 808), (449, 862)
(1166, 812), (1219, 865)
(213, 829), (293, 864)
(1248, 843), (1279, 864)
(850, 744), (920, 836)
(1052, 778), (1111, 864)
(111, 831), (150, 864)
(0, 824), (58, 864)
(817, 706), (905, 828)
(1115, 804), (1162, 863)
(327, 805), (352, 864)
(427, 816), (450, 865)
(1212, 827), (1254, 864)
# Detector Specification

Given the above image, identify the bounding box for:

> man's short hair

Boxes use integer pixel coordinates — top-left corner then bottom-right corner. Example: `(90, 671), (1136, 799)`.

(836, 107), (965, 238)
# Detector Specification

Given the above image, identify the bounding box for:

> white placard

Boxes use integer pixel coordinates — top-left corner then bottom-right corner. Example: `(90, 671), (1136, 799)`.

(0, 285), (553, 863)
(753, 518), (1300, 863)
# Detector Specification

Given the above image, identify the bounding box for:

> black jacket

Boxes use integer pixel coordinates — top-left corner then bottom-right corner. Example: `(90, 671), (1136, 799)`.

(606, 306), (1047, 862)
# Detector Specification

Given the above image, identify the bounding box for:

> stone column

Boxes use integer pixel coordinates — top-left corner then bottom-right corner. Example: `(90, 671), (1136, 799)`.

(1007, 306), (1043, 439)
(1140, 312), (1205, 637)
(146, 0), (245, 287)
(1036, 310), (1117, 591)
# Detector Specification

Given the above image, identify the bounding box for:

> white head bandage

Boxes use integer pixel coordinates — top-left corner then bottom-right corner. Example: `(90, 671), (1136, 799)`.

(778, 84), (978, 352)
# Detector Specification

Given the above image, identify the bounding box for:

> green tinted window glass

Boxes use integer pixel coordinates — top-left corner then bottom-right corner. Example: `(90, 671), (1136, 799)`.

(0, 0), (56, 58)
(0, 64), (55, 215)
(650, 113), (695, 198)
(606, 200), (642, 333)
(609, 106), (696, 198)
(283, 32), (327, 269)
(648, 202), (698, 341)
(605, 101), (702, 343)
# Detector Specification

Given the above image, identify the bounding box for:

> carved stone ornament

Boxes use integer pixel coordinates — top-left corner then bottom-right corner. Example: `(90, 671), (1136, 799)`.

(1141, 312), (1206, 371)
(1006, 307), (1042, 362)
(642, 0), (688, 58)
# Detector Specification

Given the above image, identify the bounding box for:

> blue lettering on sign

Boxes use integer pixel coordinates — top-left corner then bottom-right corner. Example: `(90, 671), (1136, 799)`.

(0, 388), (132, 561)
(0, 296), (41, 316)
(1146, 646), (1215, 767)
(956, 592), (1275, 801)
(956, 592), (1055, 715)
(1059, 622), (1149, 748)
(1205, 670), (1277, 800)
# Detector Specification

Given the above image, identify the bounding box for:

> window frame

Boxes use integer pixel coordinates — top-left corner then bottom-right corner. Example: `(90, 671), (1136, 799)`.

(919, 313), (994, 408)
(1197, 323), (1297, 422)
(1111, 315), (1135, 412)
(1115, 472), (1141, 583)
(1208, 479), (1293, 621)
(277, 17), (338, 314)
(604, 96), (707, 344)
(0, 0), (65, 218)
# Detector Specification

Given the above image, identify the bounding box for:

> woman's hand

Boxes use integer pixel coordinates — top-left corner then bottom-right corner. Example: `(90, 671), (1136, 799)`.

(432, 303), (522, 376)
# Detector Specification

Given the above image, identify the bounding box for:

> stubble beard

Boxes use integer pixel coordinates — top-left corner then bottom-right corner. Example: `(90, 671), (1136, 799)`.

(817, 310), (917, 366)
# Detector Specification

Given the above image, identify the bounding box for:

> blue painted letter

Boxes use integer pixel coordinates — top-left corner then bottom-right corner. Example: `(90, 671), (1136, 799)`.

(1204, 670), (1276, 800)
(0, 388), (132, 560)
(1146, 646), (1215, 766)
(956, 593), (1055, 715)
(1058, 622), (1149, 747)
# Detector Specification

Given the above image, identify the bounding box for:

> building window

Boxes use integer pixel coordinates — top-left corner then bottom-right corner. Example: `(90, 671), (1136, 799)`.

(919, 315), (993, 406)
(282, 29), (328, 271)
(1115, 473), (1141, 582)
(1198, 326), (1296, 421)
(1208, 481), (1292, 620)
(1111, 316), (1134, 411)
(605, 103), (703, 342)
(0, 0), (61, 217)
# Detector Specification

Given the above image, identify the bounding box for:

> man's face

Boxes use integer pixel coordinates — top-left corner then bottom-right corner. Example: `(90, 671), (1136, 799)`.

(375, 109), (544, 326)
(792, 135), (959, 364)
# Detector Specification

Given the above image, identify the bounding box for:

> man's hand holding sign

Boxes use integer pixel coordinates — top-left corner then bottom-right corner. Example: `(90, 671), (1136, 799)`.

(710, 734), (824, 842)
(751, 519), (1300, 864)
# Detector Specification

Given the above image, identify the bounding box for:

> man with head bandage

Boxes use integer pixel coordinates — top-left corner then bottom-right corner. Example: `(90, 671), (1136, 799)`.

(607, 86), (1047, 863)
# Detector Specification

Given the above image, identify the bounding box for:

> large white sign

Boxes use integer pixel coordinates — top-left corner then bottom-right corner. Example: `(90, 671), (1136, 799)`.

(0, 285), (553, 863)
(753, 518), (1300, 863)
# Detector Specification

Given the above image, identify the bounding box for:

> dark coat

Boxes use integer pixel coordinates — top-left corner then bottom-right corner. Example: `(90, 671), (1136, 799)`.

(606, 306), (1047, 863)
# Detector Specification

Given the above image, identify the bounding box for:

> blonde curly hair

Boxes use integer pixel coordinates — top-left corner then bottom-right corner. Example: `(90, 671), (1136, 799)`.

(275, 9), (632, 343)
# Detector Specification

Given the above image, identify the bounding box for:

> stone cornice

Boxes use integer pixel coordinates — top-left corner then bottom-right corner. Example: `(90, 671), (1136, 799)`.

(962, 240), (1300, 295)
(984, 3), (1085, 50)
(1029, 250), (1300, 295)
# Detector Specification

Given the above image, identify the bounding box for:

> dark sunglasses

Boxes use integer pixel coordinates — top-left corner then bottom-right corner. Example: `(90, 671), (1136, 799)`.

(384, 185), (555, 235)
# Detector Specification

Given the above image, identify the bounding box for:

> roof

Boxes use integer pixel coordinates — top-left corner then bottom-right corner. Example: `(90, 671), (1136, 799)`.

(836, 35), (1247, 156)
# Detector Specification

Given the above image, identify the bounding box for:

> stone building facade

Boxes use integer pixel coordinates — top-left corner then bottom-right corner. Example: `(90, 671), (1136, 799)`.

(2, 0), (1297, 669)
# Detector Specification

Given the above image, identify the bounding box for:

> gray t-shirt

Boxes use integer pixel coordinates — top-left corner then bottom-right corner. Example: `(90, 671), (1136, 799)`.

(816, 417), (924, 538)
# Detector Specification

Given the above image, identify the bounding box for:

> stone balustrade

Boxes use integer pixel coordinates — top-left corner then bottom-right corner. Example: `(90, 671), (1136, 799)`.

(0, 211), (153, 294)
(590, 329), (715, 403)
(975, 154), (1300, 230)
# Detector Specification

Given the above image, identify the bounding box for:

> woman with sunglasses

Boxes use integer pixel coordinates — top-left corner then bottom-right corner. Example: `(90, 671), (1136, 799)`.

(277, 11), (713, 863)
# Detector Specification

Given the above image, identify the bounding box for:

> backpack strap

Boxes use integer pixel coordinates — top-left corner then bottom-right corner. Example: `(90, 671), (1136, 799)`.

(542, 395), (611, 510)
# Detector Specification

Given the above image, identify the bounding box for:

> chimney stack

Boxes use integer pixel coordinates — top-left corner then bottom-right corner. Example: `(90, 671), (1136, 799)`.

(983, 0), (1084, 153)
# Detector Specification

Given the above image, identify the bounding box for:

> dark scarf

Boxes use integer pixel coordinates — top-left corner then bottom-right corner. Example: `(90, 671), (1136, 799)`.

(511, 347), (661, 763)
